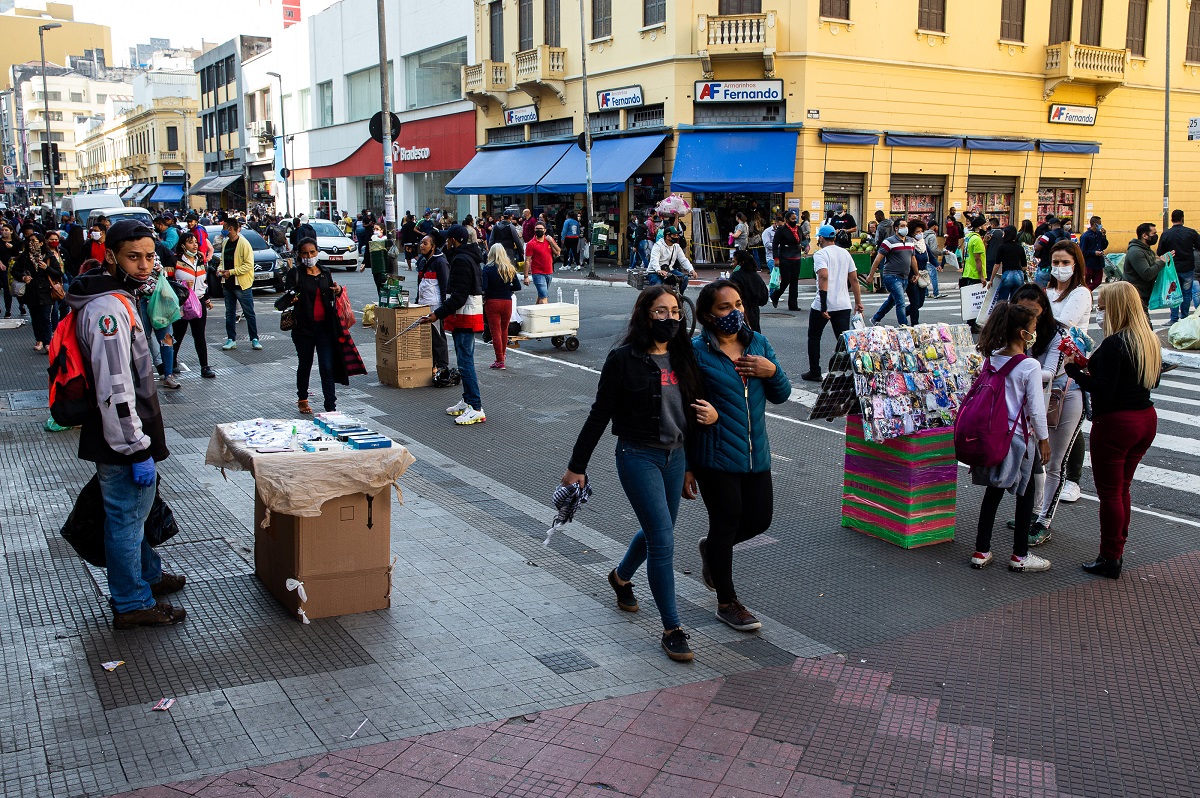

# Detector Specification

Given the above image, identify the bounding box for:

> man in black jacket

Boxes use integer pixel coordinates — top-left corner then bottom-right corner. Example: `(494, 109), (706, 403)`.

(488, 210), (524, 266)
(1157, 209), (1200, 324)
(421, 225), (485, 425)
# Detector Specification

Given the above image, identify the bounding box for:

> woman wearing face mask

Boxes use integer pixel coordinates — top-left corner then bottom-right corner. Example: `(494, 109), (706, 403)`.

(689, 280), (791, 631)
(769, 211), (804, 310)
(11, 232), (62, 351)
(172, 233), (216, 379)
(279, 237), (347, 414)
(905, 219), (928, 324)
(88, 224), (106, 263)
(563, 287), (717, 663)
(0, 224), (20, 317)
(1045, 241), (1093, 506)
(991, 225), (1028, 305)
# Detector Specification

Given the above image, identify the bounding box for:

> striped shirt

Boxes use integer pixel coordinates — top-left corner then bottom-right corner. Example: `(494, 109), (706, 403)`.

(173, 251), (206, 296)
(878, 235), (915, 277)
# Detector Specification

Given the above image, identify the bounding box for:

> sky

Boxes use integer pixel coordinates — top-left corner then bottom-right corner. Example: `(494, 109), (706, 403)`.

(66, 0), (341, 65)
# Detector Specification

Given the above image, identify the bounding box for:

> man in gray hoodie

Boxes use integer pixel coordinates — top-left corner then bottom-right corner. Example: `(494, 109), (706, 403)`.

(66, 219), (187, 629)
(1124, 222), (1172, 312)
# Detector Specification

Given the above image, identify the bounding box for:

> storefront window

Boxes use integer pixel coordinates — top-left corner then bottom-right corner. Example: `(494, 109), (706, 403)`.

(632, 175), (665, 215)
(415, 170), (469, 221)
(311, 178), (337, 220)
(1037, 186), (1078, 226)
(889, 193), (940, 224)
(363, 176), (384, 215)
(966, 191), (1013, 228)
(690, 192), (782, 264)
(404, 39), (468, 110)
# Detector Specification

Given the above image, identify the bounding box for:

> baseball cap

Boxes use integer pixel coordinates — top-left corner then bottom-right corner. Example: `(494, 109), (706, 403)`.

(664, 226), (680, 237)
(817, 224), (836, 239)
(105, 219), (155, 250)
(445, 224), (471, 243)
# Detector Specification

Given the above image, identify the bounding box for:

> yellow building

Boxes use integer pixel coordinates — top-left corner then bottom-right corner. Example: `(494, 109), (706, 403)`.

(0, 3), (112, 90)
(456, 0), (1198, 261)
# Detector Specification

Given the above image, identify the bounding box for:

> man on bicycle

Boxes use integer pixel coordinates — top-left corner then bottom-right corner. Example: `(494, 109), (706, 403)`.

(647, 226), (695, 293)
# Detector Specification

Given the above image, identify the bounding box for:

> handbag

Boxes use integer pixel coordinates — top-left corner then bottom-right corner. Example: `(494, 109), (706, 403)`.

(916, 270), (932, 289)
(279, 306), (295, 331)
(11, 279), (25, 298)
(1045, 383), (1067, 429)
(60, 475), (178, 568)
(50, 281), (65, 301)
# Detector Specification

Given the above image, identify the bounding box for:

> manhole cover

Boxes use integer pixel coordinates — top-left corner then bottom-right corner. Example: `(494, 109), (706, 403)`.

(8, 390), (49, 410)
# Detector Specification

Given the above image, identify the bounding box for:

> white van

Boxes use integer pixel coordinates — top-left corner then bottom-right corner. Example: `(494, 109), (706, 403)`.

(62, 191), (124, 226)
(88, 206), (153, 227)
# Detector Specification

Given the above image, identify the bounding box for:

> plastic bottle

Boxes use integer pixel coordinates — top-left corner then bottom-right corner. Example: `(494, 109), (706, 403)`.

(556, 287), (563, 303)
(290, 425), (300, 451)
(573, 288), (579, 306)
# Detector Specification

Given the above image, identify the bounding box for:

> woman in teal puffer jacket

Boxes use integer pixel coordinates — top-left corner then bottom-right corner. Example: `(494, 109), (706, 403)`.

(687, 279), (791, 633)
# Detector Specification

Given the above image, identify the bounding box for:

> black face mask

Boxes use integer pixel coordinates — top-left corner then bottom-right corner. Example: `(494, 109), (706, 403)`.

(1147, 234), (1159, 246)
(651, 318), (679, 342)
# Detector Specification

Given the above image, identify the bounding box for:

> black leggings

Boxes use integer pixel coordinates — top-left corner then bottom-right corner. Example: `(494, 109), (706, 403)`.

(172, 304), (210, 369)
(976, 484), (1034, 558)
(693, 468), (774, 604)
(807, 308), (851, 375)
(771, 258), (801, 309)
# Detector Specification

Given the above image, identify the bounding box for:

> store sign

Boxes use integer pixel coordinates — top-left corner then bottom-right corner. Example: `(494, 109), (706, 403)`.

(1048, 104), (1097, 126)
(504, 105), (538, 126)
(1189, 117), (1200, 141)
(163, 169), (185, 178)
(694, 80), (784, 103)
(597, 85), (643, 110)
(391, 141), (431, 161)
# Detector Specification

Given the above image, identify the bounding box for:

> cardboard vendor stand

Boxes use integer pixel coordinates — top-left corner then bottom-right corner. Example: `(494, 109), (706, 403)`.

(206, 420), (415, 622)
(375, 305), (434, 388)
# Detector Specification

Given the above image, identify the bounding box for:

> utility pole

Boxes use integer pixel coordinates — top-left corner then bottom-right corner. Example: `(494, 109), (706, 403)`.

(266, 72), (289, 216)
(1164, 0), (1171, 231)
(578, 0), (596, 278)
(377, 0), (395, 229)
(38, 23), (61, 213)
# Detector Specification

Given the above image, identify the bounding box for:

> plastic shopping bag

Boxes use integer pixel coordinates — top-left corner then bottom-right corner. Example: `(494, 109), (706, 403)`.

(147, 273), (181, 330)
(1167, 307), (1200, 350)
(179, 284), (203, 321)
(1149, 254), (1184, 311)
(335, 285), (356, 329)
(768, 266), (781, 293)
(361, 303), (376, 327)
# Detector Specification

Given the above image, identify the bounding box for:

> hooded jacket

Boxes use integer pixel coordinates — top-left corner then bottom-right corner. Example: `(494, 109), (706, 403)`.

(435, 243), (485, 332)
(65, 269), (168, 465)
(1123, 238), (1164, 305)
(416, 251), (450, 310)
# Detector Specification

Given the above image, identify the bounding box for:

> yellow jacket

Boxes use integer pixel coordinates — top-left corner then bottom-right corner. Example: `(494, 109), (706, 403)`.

(224, 233), (255, 290)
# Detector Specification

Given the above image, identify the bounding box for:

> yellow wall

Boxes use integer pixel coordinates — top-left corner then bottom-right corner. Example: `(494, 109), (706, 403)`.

(0, 16), (112, 90)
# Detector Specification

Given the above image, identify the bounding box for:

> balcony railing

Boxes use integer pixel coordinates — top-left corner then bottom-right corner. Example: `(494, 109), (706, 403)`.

(462, 60), (512, 108)
(1043, 41), (1129, 101)
(696, 13), (777, 77)
(158, 150), (180, 162)
(513, 46), (567, 104)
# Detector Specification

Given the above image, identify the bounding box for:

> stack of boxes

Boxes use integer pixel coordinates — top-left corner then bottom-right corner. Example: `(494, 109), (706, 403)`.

(375, 305), (434, 388)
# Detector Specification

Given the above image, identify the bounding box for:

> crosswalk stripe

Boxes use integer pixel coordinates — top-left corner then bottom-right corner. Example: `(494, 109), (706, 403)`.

(1160, 378), (1200, 393)
(1148, 406), (1200, 428)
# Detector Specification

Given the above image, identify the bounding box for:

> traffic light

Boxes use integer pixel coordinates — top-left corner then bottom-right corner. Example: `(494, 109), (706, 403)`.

(39, 142), (61, 185)
(40, 142), (50, 176)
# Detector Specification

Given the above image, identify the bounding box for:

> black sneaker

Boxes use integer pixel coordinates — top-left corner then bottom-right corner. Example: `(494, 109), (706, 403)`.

(608, 569), (638, 612)
(201, 366), (217, 378)
(697, 537), (715, 592)
(800, 370), (822, 382)
(1028, 522), (1052, 547)
(716, 601), (762, 632)
(113, 601), (186, 630)
(661, 629), (694, 662)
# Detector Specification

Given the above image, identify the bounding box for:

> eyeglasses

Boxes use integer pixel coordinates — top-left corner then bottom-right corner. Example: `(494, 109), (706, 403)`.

(649, 308), (682, 319)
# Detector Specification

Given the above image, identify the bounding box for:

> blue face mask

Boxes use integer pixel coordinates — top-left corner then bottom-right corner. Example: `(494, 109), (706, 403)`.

(712, 308), (743, 335)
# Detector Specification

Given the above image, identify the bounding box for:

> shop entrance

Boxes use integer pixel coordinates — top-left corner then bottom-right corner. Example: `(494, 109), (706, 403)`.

(889, 174), (944, 225)
(1037, 180), (1082, 228)
(823, 172), (865, 230)
(689, 192), (783, 264)
(966, 176), (1018, 228)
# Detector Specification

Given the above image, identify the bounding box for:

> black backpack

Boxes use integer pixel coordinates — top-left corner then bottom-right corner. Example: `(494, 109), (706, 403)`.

(835, 229), (852, 249)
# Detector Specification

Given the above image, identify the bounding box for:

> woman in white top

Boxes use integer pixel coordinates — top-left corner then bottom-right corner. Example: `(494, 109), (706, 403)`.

(171, 232), (216, 379)
(1046, 240), (1093, 505)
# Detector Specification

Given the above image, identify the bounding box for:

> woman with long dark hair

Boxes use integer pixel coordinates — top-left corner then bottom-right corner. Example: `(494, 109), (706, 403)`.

(278, 237), (348, 413)
(62, 224), (88, 279)
(563, 286), (717, 662)
(0, 222), (21, 317)
(727, 250), (768, 332)
(11, 231), (62, 351)
(172, 232), (216, 379)
(689, 279), (791, 630)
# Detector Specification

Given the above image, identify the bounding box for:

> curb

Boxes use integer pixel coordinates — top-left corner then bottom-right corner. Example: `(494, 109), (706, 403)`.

(1161, 346), (1200, 369)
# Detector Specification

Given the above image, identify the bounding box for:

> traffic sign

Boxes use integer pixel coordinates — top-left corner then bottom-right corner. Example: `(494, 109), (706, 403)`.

(369, 111), (401, 143)
(2, 165), (12, 179)
(279, 167), (291, 180)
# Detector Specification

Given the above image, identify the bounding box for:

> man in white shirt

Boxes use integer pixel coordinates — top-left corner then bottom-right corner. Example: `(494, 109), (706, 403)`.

(648, 226), (696, 293)
(804, 225), (864, 381)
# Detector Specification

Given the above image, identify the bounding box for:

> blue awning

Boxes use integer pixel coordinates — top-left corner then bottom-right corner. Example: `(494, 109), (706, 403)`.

(670, 131), (798, 193)
(885, 134), (964, 149)
(445, 143), (573, 195)
(819, 130), (879, 146)
(964, 137), (1035, 152)
(1039, 140), (1100, 154)
(536, 134), (666, 194)
(149, 182), (185, 203)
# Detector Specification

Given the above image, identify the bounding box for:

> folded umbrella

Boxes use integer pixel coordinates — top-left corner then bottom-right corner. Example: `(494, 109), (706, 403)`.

(544, 480), (593, 547)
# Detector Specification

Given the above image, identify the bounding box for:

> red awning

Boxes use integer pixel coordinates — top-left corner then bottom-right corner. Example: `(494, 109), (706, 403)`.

(295, 110), (476, 182)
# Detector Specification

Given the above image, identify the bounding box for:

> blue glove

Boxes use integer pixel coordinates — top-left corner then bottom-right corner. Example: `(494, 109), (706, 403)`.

(131, 458), (156, 487)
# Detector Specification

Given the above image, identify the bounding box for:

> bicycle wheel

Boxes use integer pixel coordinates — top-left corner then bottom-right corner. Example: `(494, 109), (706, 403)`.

(678, 293), (697, 337)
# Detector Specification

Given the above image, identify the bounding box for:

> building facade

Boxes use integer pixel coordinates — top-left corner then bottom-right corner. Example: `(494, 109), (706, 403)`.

(0, 2), (112, 90)
(456, 0), (1200, 262)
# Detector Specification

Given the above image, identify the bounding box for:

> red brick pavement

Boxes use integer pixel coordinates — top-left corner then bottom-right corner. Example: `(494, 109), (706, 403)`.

(117, 554), (1200, 798)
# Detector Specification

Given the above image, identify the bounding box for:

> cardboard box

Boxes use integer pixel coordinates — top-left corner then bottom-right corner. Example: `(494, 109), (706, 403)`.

(516, 302), (579, 335)
(378, 349), (434, 388)
(376, 305), (432, 361)
(254, 489), (392, 620)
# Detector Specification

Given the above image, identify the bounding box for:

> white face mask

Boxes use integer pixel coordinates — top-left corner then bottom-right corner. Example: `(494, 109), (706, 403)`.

(301, 256), (319, 268)
(897, 227), (908, 237)
(1051, 266), (1073, 282)
(90, 231), (101, 241)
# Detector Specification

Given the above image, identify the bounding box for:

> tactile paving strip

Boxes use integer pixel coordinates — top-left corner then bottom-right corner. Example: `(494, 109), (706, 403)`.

(534, 649), (599, 675)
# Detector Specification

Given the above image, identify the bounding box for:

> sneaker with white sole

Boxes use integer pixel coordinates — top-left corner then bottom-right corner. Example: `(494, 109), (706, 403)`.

(1059, 481), (1081, 503)
(446, 399), (469, 416)
(221, 339), (237, 350)
(1009, 553), (1051, 572)
(454, 407), (486, 425)
(970, 551), (993, 569)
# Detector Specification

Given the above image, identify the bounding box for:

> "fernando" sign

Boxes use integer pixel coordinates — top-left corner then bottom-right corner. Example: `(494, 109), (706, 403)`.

(694, 80), (784, 103)
(597, 85), (644, 110)
(1048, 104), (1097, 126)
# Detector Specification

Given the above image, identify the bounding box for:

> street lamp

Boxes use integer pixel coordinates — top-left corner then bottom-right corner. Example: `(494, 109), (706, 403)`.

(266, 71), (290, 216)
(38, 22), (61, 218)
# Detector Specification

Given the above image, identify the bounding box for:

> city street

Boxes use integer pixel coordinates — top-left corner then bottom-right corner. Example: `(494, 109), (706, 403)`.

(1, 267), (1197, 798)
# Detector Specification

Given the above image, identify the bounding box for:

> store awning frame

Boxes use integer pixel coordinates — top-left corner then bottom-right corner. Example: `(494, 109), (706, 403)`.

(148, 182), (185, 203)
(884, 133), (964, 149)
(964, 137), (1035, 152)
(129, 184), (156, 203)
(819, 130), (879, 146)
(535, 134), (667, 194)
(188, 176), (215, 193)
(445, 143), (573, 195)
(121, 183), (146, 199)
(669, 130), (799, 193)
(1038, 140), (1100, 154)
(192, 174), (241, 194)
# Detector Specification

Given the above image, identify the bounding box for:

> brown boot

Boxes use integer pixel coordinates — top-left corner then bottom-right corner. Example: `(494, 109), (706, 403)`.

(151, 572), (186, 597)
(113, 601), (186, 630)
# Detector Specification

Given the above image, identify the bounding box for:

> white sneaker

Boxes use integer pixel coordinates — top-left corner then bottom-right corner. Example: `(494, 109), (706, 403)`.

(1009, 553), (1051, 572)
(970, 551), (993, 569)
(454, 407), (486, 425)
(1059, 481), (1081, 503)
(446, 399), (469, 416)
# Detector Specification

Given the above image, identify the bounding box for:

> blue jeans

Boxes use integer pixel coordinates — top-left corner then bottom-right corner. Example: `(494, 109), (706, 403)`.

(96, 462), (160, 613)
(993, 269), (1026, 305)
(873, 274), (909, 325)
(452, 328), (480, 410)
(614, 441), (685, 631)
(223, 284), (260, 341)
(531, 273), (552, 300)
(1171, 270), (1195, 323)
(929, 261), (940, 296)
(154, 325), (175, 376)
(647, 270), (690, 293)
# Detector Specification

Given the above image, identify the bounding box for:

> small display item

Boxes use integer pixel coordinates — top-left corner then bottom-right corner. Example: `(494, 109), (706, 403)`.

(347, 435), (393, 450)
(301, 441), (342, 453)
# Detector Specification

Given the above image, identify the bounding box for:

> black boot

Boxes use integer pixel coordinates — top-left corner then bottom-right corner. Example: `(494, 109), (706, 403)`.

(1081, 556), (1122, 579)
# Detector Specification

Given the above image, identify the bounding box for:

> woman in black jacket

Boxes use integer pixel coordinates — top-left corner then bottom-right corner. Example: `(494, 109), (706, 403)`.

(728, 250), (768, 331)
(62, 224), (89, 280)
(0, 222), (21, 317)
(563, 286), (718, 663)
(11, 231), (62, 351)
(770, 210), (804, 310)
(278, 237), (347, 414)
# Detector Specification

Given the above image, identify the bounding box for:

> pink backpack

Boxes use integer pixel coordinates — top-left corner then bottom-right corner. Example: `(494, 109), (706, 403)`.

(954, 354), (1028, 468)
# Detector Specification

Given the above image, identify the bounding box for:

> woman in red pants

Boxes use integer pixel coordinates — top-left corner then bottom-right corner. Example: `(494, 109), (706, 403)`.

(1065, 281), (1160, 579)
(481, 243), (522, 369)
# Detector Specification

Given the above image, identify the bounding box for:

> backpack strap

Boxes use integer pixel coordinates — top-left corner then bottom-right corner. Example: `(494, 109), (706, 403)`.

(994, 353), (1027, 378)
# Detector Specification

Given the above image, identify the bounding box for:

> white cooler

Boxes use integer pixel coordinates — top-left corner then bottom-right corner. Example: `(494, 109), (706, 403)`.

(517, 302), (580, 335)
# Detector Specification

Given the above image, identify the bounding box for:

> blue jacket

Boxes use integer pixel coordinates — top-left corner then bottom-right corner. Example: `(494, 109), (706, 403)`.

(688, 327), (791, 473)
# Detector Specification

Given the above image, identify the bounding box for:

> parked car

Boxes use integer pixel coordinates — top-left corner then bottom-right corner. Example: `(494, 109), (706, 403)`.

(206, 225), (286, 292)
(307, 218), (360, 271)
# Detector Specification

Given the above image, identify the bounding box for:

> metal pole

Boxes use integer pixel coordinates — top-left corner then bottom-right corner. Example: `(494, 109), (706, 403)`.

(270, 73), (290, 216)
(377, 0), (395, 230)
(579, 0), (596, 278)
(39, 27), (56, 215)
(1163, 0), (1171, 230)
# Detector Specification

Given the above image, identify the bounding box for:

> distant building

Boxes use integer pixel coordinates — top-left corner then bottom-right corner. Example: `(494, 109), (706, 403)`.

(0, 2), (112, 90)
(129, 38), (170, 69)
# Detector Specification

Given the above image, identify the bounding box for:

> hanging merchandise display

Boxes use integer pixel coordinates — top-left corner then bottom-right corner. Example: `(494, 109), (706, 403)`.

(1037, 185), (1080, 226)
